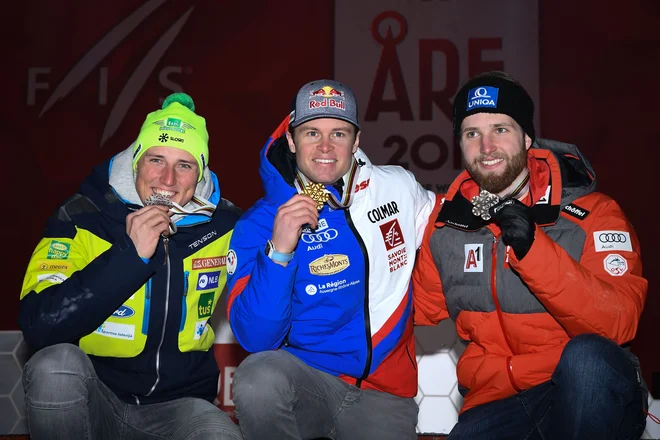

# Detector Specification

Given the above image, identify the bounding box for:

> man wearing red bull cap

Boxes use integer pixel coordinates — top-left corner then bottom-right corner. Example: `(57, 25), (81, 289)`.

(225, 79), (437, 439)
(413, 70), (649, 439)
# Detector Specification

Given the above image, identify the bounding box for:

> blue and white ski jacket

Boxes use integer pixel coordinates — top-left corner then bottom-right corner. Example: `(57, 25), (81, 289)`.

(227, 116), (435, 397)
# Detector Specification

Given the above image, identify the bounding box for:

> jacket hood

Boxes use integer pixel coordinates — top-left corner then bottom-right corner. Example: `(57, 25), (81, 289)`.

(438, 138), (597, 230)
(77, 144), (222, 228)
(258, 114), (372, 207)
(446, 138), (596, 203)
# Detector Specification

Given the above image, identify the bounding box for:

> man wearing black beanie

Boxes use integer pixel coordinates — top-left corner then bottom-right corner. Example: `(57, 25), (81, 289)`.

(412, 71), (649, 439)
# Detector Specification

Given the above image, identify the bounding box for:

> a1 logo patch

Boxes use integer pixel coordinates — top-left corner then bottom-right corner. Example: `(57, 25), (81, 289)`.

(464, 244), (484, 272)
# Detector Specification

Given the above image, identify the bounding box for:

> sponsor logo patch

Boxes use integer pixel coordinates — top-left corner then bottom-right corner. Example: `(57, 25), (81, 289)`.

(37, 260), (71, 271)
(194, 320), (208, 340)
(309, 254), (350, 276)
(464, 244), (484, 273)
(563, 203), (590, 220)
(380, 219), (405, 251)
(536, 185), (551, 205)
(467, 86), (499, 110)
(226, 250), (237, 275)
(388, 246), (408, 273)
(302, 218), (328, 234)
(47, 240), (70, 260)
(36, 273), (68, 284)
(593, 231), (632, 253)
(112, 305), (135, 318)
(315, 279), (360, 294)
(367, 201), (400, 223)
(305, 284), (318, 296)
(603, 253), (628, 276)
(198, 292), (214, 318)
(96, 322), (135, 340)
(192, 256), (226, 270)
(301, 228), (338, 244)
(196, 271), (220, 290)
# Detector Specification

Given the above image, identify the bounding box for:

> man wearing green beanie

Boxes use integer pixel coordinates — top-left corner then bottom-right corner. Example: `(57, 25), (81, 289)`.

(19, 93), (243, 439)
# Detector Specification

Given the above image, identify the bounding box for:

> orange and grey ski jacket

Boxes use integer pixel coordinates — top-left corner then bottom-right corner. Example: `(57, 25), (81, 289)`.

(412, 139), (647, 413)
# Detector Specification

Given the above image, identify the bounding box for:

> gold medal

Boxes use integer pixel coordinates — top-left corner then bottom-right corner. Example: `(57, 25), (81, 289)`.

(293, 158), (361, 211)
(303, 182), (330, 211)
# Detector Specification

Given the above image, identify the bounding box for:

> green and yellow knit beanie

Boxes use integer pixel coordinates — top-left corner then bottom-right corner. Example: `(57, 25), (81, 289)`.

(133, 93), (209, 182)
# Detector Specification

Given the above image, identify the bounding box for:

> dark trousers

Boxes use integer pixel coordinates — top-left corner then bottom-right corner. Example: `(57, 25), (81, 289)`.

(448, 334), (647, 440)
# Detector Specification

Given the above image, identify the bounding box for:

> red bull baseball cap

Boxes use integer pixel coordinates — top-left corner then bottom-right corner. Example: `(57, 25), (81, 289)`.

(289, 79), (360, 129)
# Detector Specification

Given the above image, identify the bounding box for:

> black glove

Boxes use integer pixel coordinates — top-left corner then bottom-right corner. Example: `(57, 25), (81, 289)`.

(489, 198), (535, 260)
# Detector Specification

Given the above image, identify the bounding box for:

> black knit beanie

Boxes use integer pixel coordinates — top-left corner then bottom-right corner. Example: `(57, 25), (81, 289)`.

(452, 72), (535, 142)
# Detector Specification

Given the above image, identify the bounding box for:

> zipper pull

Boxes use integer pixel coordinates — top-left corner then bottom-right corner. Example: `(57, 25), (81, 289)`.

(162, 236), (169, 265)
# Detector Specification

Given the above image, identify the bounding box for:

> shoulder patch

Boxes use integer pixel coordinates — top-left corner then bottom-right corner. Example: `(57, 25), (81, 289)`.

(57, 194), (100, 221)
(217, 198), (243, 217)
(594, 230), (632, 253)
(562, 203), (590, 220)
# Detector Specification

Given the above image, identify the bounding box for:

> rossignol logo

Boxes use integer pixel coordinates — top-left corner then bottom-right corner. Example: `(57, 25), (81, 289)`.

(189, 230), (218, 249)
(563, 203), (590, 220)
(26, 0), (195, 146)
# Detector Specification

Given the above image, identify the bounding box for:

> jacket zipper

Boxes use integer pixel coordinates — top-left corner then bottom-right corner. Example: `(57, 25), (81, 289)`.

(345, 210), (372, 387)
(146, 239), (172, 397)
(490, 236), (521, 392)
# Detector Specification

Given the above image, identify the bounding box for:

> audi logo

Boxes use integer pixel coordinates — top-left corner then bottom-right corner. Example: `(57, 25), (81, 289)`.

(599, 233), (627, 243)
(301, 229), (339, 243)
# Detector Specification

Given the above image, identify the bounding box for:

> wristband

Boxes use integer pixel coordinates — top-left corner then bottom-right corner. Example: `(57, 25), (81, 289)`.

(264, 240), (295, 263)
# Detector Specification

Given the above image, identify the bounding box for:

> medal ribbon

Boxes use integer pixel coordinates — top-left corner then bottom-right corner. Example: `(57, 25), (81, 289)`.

(293, 158), (360, 210)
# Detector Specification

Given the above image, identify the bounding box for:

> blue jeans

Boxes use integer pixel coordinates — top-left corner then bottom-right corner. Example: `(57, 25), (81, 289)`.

(22, 343), (242, 440)
(448, 334), (648, 440)
(232, 350), (418, 440)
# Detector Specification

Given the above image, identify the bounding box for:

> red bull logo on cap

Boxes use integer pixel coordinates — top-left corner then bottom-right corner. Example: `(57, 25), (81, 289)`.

(310, 86), (344, 98)
(309, 85), (346, 111)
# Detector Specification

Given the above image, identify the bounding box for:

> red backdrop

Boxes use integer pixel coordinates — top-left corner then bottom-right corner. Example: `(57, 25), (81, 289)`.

(4, 1), (659, 391)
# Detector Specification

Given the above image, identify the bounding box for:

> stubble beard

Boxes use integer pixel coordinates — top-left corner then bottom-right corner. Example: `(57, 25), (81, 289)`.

(466, 144), (528, 195)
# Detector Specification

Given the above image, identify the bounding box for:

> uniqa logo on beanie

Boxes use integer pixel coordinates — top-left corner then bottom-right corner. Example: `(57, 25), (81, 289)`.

(133, 92), (209, 182)
(467, 86), (499, 110)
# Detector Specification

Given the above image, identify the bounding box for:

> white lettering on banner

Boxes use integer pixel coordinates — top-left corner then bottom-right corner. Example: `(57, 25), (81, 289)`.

(223, 366), (236, 406)
(333, 1), (539, 194)
(26, 0), (195, 146)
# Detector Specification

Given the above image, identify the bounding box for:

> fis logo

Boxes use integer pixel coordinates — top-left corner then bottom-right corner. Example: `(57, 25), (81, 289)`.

(27, 0), (195, 146)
